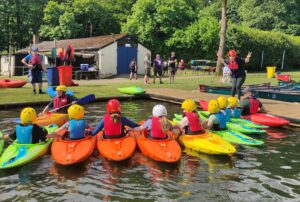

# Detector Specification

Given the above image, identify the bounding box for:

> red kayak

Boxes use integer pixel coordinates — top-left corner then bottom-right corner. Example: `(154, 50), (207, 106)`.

(276, 74), (291, 82)
(199, 99), (289, 127)
(0, 80), (27, 88)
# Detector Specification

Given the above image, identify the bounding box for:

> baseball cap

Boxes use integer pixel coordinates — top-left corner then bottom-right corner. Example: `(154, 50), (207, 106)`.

(32, 47), (38, 52)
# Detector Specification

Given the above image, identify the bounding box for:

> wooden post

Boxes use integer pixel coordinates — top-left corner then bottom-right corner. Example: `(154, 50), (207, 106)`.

(216, 0), (227, 76)
(8, 45), (12, 78)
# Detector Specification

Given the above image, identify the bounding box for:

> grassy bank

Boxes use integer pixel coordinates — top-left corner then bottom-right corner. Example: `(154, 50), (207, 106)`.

(0, 71), (299, 105)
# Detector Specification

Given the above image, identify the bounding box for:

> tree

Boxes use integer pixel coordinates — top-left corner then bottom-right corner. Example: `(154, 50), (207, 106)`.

(216, 0), (227, 75)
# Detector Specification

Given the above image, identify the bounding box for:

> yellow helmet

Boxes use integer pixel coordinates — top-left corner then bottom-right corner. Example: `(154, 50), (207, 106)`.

(228, 96), (238, 107)
(208, 99), (220, 114)
(217, 96), (228, 109)
(68, 104), (84, 120)
(20, 107), (37, 124)
(56, 85), (67, 92)
(181, 99), (197, 112)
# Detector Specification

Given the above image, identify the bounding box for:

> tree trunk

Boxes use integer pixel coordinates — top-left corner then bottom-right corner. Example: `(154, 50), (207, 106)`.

(216, 0), (227, 76)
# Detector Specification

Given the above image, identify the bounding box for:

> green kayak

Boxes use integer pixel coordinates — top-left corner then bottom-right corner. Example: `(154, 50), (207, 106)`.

(0, 131), (4, 155)
(117, 86), (145, 95)
(198, 111), (266, 134)
(174, 114), (264, 146)
(200, 111), (268, 129)
(0, 124), (58, 169)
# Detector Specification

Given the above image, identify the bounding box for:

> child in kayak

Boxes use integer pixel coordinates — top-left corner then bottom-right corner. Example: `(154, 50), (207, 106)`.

(217, 96), (231, 122)
(239, 87), (266, 115)
(176, 99), (205, 135)
(41, 85), (76, 114)
(91, 99), (140, 138)
(133, 104), (180, 139)
(50, 104), (90, 140)
(227, 96), (241, 118)
(2, 108), (48, 144)
(206, 99), (227, 130)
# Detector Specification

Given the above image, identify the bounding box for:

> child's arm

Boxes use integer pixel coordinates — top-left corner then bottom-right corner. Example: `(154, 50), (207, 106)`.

(90, 120), (104, 136)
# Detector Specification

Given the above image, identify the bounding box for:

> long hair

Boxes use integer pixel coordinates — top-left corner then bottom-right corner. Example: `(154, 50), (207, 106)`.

(160, 116), (169, 133)
(111, 113), (121, 123)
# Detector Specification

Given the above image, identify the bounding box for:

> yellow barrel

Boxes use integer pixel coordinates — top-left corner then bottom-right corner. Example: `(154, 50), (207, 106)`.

(267, 66), (276, 78)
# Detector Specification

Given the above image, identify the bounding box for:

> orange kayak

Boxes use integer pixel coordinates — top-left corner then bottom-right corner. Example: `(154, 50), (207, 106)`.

(97, 131), (136, 161)
(35, 113), (68, 127)
(51, 130), (96, 165)
(135, 130), (181, 163)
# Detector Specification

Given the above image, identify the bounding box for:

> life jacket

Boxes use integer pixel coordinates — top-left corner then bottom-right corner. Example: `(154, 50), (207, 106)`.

(151, 116), (167, 139)
(232, 108), (241, 118)
(221, 108), (232, 122)
(16, 124), (33, 144)
(210, 112), (226, 131)
(184, 112), (204, 134)
(103, 114), (122, 137)
(30, 54), (41, 65)
(53, 94), (68, 111)
(228, 60), (238, 70)
(249, 97), (260, 114)
(69, 120), (85, 140)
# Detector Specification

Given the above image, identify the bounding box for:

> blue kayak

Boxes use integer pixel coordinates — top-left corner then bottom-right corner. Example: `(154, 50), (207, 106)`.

(46, 86), (74, 98)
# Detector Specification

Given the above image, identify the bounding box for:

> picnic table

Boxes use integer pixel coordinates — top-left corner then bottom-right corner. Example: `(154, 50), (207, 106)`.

(75, 70), (98, 80)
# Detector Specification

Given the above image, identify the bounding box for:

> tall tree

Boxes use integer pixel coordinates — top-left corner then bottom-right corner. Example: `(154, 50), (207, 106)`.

(216, 0), (227, 75)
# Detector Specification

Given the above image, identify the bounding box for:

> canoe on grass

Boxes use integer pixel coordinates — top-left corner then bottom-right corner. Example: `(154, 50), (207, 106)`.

(117, 86), (145, 95)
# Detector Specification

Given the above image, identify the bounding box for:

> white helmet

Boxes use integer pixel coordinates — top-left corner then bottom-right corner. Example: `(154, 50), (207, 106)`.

(152, 104), (167, 117)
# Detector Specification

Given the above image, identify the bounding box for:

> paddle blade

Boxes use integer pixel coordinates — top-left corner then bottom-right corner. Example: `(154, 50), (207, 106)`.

(76, 94), (95, 105)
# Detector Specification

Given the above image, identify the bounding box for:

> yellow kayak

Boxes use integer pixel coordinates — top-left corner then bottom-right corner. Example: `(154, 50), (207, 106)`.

(35, 113), (68, 127)
(178, 131), (236, 155)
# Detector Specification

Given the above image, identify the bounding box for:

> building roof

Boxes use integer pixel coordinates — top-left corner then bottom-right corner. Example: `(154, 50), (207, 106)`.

(17, 33), (128, 53)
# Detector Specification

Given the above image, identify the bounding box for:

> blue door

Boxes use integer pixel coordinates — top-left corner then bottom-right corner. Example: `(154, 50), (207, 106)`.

(117, 47), (137, 74)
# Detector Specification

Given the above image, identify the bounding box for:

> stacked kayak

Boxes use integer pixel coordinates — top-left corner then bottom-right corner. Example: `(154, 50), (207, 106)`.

(199, 99), (289, 127)
(97, 131), (136, 161)
(0, 131), (4, 155)
(35, 113), (68, 127)
(0, 80), (27, 88)
(51, 130), (96, 165)
(117, 86), (145, 95)
(198, 111), (266, 134)
(0, 124), (58, 169)
(173, 114), (264, 146)
(46, 86), (74, 98)
(135, 130), (181, 163)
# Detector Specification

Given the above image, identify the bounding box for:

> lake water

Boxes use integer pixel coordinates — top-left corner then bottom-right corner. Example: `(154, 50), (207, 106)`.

(0, 100), (299, 201)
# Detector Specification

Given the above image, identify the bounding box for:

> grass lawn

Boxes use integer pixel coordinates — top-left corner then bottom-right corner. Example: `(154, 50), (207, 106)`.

(0, 71), (299, 104)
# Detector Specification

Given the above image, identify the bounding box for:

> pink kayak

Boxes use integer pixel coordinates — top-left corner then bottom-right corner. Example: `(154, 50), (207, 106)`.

(199, 99), (289, 127)
(0, 80), (27, 88)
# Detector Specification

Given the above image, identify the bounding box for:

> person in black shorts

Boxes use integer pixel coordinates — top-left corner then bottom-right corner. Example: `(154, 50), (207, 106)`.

(168, 52), (177, 84)
(143, 53), (151, 84)
(129, 58), (137, 80)
(153, 54), (163, 84)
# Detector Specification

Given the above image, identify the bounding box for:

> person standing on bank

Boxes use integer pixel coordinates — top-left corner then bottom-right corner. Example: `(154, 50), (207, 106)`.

(153, 54), (163, 84)
(143, 53), (151, 84)
(21, 47), (45, 94)
(129, 58), (137, 80)
(168, 52), (177, 84)
(218, 49), (252, 99)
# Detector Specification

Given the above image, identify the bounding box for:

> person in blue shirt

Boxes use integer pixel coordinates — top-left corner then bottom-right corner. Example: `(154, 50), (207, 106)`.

(91, 99), (140, 138)
(21, 47), (45, 94)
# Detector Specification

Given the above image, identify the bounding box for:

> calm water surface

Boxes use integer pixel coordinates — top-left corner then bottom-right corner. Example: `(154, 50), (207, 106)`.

(0, 100), (299, 201)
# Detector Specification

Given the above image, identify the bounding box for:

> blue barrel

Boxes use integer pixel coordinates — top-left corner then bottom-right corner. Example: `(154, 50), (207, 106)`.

(47, 67), (59, 86)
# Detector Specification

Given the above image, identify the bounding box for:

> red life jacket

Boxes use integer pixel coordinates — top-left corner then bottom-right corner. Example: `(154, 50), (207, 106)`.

(185, 112), (203, 133)
(249, 97), (260, 114)
(30, 54), (41, 65)
(151, 116), (167, 139)
(103, 114), (122, 136)
(53, 94), (68, 110)
(228, 60), (238, 70)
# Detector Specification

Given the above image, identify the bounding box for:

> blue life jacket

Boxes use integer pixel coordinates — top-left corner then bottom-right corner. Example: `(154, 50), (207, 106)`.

(224, 108), (231, 122)
(16, 124), (33, 144)
(214, 112), (227, 130)
(232, 108), (241, 118)
(69, 120), (86, 140)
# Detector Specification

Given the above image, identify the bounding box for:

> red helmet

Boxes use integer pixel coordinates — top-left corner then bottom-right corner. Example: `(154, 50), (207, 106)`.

(228, 49), (237, 57)
(106, 99), (121, 114)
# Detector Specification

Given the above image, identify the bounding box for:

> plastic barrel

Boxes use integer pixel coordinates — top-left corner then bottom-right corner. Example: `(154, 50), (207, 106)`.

(58, 65), (73, 86)
(47, 67), (59, 86)
(267, 66), (276, 78)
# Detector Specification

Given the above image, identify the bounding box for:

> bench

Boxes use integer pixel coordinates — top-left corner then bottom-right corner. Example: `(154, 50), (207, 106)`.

(75, 70), (98, 80)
